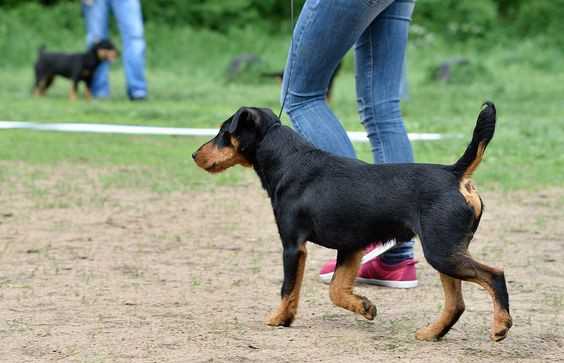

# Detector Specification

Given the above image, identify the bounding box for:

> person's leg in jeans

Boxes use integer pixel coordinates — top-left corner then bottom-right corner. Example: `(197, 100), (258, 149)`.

(281, 0), (416, 287)
(355, 0), (416, 265)
(110, 0), (147, 99)
(83, 0), (111, 97)
(281, 0), (397, 159)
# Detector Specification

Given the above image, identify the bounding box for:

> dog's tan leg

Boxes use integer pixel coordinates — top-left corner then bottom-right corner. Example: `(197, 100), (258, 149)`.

(329, 249), (376, 320)
(424, 249), (512, 342)
(416, 273), (465, 341)
(34, 79), (47, 96)
(267, 243), (307, 327)
(84, 86), (92, 101)
(69, 86), (77, 101)
(467, 261), (512, 341)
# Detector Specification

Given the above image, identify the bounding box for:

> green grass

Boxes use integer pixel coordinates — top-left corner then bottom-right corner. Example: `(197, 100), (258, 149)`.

(1, 11), (563, 192)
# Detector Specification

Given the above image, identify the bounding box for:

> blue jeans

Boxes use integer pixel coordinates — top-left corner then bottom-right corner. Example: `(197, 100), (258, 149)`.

(281, 0), (415, 264)
(82, 0), (147, 99)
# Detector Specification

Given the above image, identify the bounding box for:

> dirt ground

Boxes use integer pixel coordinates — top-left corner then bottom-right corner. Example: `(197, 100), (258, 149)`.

(1, 168), (563, 362)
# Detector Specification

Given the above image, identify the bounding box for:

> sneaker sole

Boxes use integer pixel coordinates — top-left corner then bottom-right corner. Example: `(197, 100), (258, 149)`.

(319, 272), (418, 289)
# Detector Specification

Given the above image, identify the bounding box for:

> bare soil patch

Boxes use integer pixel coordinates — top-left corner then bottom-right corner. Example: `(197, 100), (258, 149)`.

(1, 169), (563, 362)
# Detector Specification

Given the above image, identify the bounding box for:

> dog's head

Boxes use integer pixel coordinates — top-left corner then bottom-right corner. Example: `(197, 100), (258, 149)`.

(192, 107), (281, 173)
(92, 39), (119, 62)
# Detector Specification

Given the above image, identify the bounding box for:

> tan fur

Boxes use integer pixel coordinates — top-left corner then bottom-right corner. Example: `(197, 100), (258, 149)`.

(329, 250), (376, 320)
(416, 273), (465, 341)
(84, 87), (92, 101)
(68, 87), (77, 101)
(463, 142), (486, 178)
(459, 141), (486, 218)
(33, 78), (48, 96)
(267, 244), (307, 326)
(193, 136), (251, 173)
(459, 178), (482, 218)
(467, 263), (513, 341)
(97, 49), (118, 62)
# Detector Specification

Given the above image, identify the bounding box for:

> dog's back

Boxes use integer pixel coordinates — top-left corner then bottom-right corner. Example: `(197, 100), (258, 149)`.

(35, 48), (83, 79)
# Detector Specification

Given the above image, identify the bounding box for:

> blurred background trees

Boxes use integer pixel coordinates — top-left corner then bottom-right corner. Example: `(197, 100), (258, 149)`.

(0, 0), (563, 43)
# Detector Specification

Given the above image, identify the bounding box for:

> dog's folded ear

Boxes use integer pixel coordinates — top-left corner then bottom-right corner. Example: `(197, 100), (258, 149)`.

(228, 107), (261, 134)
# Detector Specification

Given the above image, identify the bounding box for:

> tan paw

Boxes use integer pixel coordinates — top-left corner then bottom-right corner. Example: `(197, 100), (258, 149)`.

(491, 315), (512, 342)
(266, 312), (294, 327)
(415, 326), (442, 342)
(359, 296), (377, 320)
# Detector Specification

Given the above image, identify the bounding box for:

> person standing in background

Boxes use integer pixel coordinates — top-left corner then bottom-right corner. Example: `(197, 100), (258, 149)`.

(82, 0), (147, 101)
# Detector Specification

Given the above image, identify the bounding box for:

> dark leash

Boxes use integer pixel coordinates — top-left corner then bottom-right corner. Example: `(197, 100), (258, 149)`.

(278, 0), (296, 119)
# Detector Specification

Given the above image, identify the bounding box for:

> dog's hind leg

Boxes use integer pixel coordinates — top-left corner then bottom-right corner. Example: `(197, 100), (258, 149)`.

(329, 249), (376, 320)
(266, 242), (307, 327)
(415, 273), (465, 341)
(420, 231), (512, 341)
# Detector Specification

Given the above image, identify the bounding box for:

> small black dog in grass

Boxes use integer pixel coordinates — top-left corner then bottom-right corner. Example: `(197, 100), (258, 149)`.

(193, 102), (512, 342)
(32, 39), (118, 101)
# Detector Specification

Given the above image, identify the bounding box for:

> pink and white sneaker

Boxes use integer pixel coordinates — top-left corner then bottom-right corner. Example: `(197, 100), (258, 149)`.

(319, 241), (418, 289)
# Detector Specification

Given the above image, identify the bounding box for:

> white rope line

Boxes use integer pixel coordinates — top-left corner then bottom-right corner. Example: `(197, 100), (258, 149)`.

(0, 121), (462, 142)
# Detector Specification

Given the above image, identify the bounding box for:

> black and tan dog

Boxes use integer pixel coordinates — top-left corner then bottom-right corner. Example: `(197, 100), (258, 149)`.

(193, 102), (512, 342)
(33, 39), (118, 101)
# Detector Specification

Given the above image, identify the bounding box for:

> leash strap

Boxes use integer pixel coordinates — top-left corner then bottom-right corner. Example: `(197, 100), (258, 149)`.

(278, 0), (296, 119)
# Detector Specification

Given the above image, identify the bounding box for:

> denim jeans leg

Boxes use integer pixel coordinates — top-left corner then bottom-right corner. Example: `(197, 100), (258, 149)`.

(83, 0), (111, 97)
(282, 0), (416, 265)
(355, 0), (415, 165)
(355, 0), (416, 264)
(111, 0), (147, 98)
(281, 0), (395, 159)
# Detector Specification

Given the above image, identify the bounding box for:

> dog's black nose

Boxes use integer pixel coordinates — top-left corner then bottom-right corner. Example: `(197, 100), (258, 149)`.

(192, 151), (197, 160)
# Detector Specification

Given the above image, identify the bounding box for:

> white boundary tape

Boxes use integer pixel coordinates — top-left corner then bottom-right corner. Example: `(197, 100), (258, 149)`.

(0, 121), (461, 142)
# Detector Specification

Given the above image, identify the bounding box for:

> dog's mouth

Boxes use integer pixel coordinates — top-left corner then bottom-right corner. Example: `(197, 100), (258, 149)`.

(204, 162), (224, 173)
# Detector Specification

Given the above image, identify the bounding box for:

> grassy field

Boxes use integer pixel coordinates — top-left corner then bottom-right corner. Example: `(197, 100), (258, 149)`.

(1, 7), (564, 362)
(1, 17), (563, 192)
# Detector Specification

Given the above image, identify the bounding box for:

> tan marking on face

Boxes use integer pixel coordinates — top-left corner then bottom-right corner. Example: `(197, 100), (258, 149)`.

(193, 135), (250, 173)
(97, 49), (118, 62)
(459, 178), (482, 218)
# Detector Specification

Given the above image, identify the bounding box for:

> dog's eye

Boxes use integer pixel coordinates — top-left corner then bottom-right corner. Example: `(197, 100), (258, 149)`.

(214, 132), (231, 147)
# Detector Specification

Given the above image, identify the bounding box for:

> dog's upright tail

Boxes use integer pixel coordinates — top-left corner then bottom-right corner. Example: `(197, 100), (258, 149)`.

(449, 102), (496, 179)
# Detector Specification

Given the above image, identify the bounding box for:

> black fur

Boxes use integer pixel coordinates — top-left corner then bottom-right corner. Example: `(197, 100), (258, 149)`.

(450, 101), (496, 178)
(193, 102), (511, 340)
(33, 39), (118, 98)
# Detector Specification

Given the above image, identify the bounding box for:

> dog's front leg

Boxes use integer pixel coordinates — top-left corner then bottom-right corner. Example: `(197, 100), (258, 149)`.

(69, 82), (78, 101)
(84, 85), (92, 101)
(329, 249), (377, 320)
(266, 242), (307, 327)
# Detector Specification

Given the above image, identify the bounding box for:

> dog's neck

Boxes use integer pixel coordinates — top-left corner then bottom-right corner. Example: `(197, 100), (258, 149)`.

(83, 47), (103, 68)
(252, 126), (315, 198)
